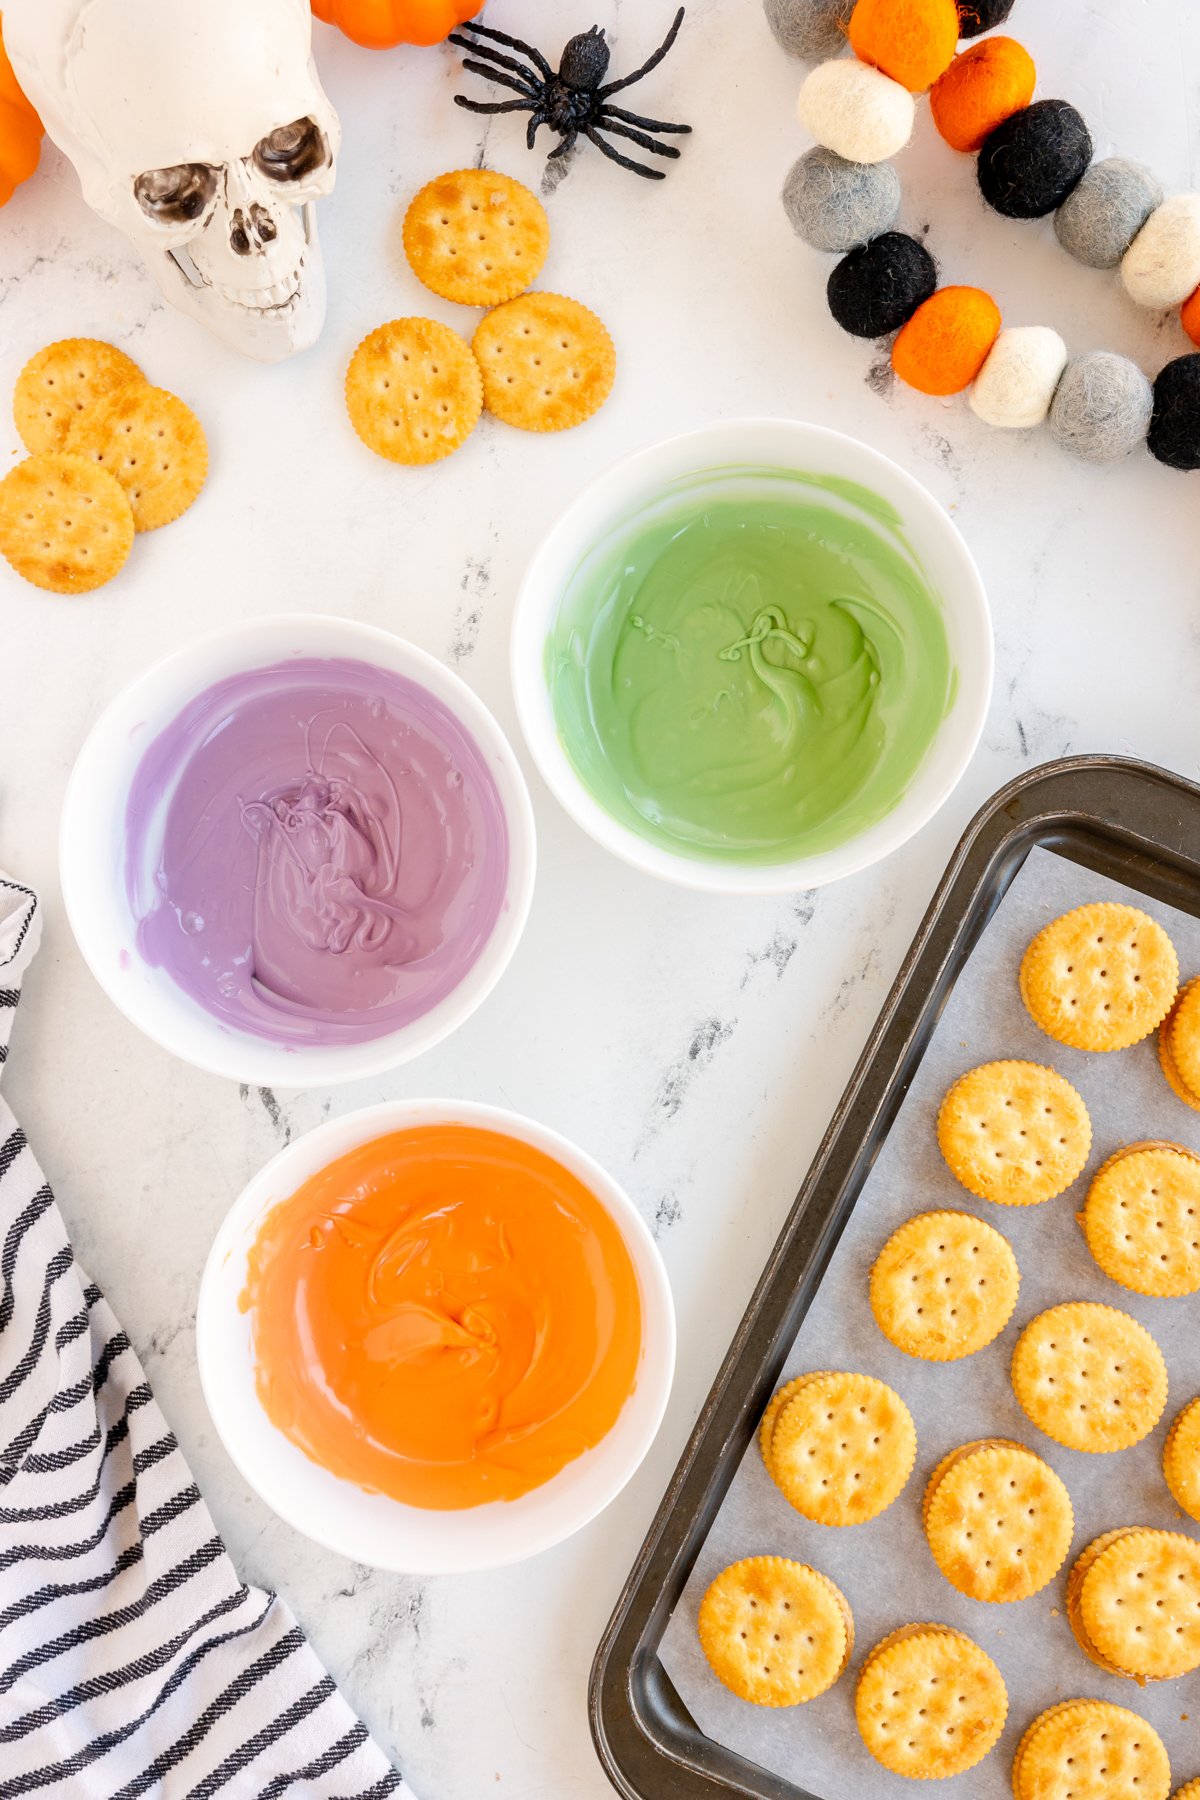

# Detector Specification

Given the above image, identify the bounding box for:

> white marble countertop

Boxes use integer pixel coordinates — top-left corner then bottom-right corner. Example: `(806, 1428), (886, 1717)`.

(1, 2), (1197, 1795)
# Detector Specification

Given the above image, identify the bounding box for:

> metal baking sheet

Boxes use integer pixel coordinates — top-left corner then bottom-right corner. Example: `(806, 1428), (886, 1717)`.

(657, 839), (1200, 1795)
(590, 759), (1200, 1800)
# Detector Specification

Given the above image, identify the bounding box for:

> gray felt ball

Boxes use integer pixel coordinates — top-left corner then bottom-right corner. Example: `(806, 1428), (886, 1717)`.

(1048, 352), (1153, 464)
(782, 148), (901, 253)
(1054, 158), (1164, 270)
(763, 0), (853, 61)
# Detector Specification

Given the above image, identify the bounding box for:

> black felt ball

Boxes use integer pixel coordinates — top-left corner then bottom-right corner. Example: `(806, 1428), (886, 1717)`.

(977, 100), (1093, 219)
(1148, 354), (1200, 471)
(826, 232), (937, 339)
(956, 0), (1016, 36)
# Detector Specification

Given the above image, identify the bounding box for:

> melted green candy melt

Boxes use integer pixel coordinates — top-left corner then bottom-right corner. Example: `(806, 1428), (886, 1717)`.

(545, 468), (957, 865)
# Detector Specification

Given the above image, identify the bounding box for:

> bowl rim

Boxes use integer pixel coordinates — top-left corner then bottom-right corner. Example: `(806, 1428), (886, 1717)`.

(59, 613), (538, 1088)
(510, 416), (993, 896)
(196, 1097), (677, 1573)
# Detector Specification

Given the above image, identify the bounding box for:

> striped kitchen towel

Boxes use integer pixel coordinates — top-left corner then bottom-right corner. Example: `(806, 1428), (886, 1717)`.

(0, 873), (411, 1799)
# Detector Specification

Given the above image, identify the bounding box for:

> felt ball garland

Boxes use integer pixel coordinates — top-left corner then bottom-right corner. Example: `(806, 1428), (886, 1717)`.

(976, 99), (1092, 220)
(1149, 356), (1200, 471)
(969, 325), (1066, 428)
(797, 58), (915, 163)
(1183, 286), (1200, 349)
(783, 147), (901, 252)
(771, 0), (1200, 470)
(892, 284), (1001, 394)
(955, 0), (1014, 38)
(766, 0), (855, 62)
(1048, 352), (1153, 465)
(827, 230), (937, 336)
(1122, 195), (1200, 309)
(847, 0), (959, 93)
(929, 36), (1034, 153)
(1054, 159), (1162, 271)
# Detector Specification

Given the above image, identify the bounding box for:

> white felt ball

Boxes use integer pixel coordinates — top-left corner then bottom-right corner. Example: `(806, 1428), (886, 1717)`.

(970, 326), (1069, 429)
(797, 59), (915, 166)
(1121, 195), (1200, 309)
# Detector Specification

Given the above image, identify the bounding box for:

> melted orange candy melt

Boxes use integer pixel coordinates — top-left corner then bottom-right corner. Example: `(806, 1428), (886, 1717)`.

(240, 1125), (643, 1509)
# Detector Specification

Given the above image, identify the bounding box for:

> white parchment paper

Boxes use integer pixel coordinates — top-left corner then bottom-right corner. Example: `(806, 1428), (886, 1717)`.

(659, 846), (1200, 1798)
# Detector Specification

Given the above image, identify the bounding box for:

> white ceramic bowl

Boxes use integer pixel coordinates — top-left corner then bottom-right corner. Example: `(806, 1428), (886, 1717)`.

(512, 418), (993, 895)
(60, 615), (536, 1088)
(197, 1099), (675, 1573)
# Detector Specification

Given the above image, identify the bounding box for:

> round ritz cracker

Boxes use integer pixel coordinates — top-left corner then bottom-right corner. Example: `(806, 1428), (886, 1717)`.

(855, 1623), (1007, 1779)
(761, 1369), (916, 1527)
(1011, 1301), (1168, 1453)
(13, 338), (144, 455)
(403, 169), (550, 308)
(472, 292), (615, 432)
(937, 1060), (1092, 1206)
(68, 384), (207, 531)
(1012, 1698), (1171, 1800)
(870, 1209), (1020, 1361)
(345, 319), (482, 467)
(697, 1556), (853, 1706)
(757, 1369), (834, 1465)
(1079, 1141), (1200, 1298)
(1163, 1397), (1200, 1523)
(1069, 1527), (1200, 1682)
(1065, 1529), (1150, 1677)
(922, 1437), (1074, 1603)
(1159, 978), (1200, 1111)
(1173, 1783), (1200, 1800)
(1020, 902), (1179, 1053)
(0, 452), (134, 595)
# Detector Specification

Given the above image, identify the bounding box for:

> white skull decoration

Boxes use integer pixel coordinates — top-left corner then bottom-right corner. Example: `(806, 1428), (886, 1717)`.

(2, 0), (341, 360)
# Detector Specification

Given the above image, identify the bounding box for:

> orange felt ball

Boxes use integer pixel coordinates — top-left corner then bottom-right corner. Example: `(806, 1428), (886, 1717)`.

(892, 287), (1002, 395)
(848, 0), (960, 92)
(930, 37), (1037, 153)
(1183, 285), (1200, 348)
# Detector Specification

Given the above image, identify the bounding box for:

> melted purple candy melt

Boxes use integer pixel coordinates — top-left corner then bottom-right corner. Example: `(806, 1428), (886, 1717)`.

(123, 657), (510, 1047)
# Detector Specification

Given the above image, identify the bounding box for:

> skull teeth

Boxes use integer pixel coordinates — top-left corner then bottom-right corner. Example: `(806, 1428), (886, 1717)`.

(213, 269), (303, 310)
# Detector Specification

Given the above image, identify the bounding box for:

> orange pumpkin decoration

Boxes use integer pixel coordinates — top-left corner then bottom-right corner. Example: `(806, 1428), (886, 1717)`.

(311, 0), (481, 49)
(0, 13), (42, 209)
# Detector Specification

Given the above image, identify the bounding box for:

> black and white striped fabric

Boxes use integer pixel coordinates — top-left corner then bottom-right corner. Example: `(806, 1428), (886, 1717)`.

(0, 874), (411, 1799)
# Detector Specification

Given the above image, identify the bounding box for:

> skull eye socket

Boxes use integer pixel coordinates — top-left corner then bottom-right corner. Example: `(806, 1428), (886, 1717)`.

(134, 163), (218, 225)
(253, 117), (329, 183)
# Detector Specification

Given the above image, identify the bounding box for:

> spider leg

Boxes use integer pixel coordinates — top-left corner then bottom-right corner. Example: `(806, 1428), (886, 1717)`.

(525, 110), (550, 149)
(591, 115), (681, 159)
(547, 129), (578, 162)
(596, 6), (685, 99)
(451, 19), (553, 81)
(448, 38), (543, 94)
(455, 95), (537, 117)
(583, 123), (665, 180)
(600, 101), (692, 135)
(456, 58), (541, 101)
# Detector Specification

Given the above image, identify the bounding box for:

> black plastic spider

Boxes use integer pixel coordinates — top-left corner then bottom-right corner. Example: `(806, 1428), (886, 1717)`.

(449, 9), (691, 180)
